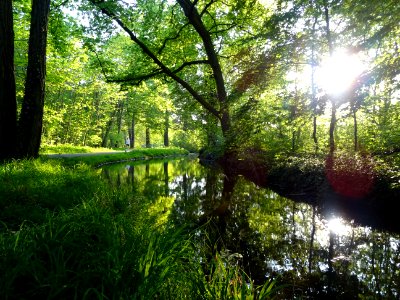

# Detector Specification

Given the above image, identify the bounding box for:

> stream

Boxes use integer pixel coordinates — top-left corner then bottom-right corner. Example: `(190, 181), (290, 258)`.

(101, 157), (400, 298)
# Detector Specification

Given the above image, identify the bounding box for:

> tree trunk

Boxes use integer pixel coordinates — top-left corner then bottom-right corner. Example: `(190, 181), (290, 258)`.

(177, 0), (231, 138)
(324, 1), (336, 154)
(323, 1), (334, 57)
(327, 230), (335, 297)
(90, 0), (233, 149)
(292, 131), (296, 152)
(0, 0), (18, 161)
(101, 110), (116, 147)
(164, 110), (169, 147)
(18, 0), (50, 157)
(353, 108), (358, 152)
(164, 162), (169, 196)
(61, 90), (76, 144)
(17, 0), (51, 158)
(313, 116), (318, 153)
(220, 110), (231, 140)
(308, 205), (316, 273)
(129, 115), (135, 148)
(145, 127), (151, 148)
(116, 100), (124, 134)
(329, 102), (336, 153)
(311, 15), (318, 154)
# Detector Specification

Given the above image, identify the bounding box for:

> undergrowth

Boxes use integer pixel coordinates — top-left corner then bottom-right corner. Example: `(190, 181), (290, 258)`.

(0, 159), (276, 299)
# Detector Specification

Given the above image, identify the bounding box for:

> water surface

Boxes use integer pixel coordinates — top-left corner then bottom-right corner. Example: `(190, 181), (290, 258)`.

(101, 157), (400, 298)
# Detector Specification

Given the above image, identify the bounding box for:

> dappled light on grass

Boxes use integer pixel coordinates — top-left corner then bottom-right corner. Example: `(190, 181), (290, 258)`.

(325, 153), (375, 198)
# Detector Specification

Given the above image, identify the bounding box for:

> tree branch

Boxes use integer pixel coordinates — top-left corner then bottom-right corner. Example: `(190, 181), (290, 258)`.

(172, 59), (209, 73)
(89, 0), (220, 118)
(104, 60), (209, 85)
(177, 0), (228, 107)
(50, 0), (69, 12)
(92, 50), (111, 82)
(210, 23), (237, 35)
(200, 0), (215, 17)
(157, 22), (190, 54)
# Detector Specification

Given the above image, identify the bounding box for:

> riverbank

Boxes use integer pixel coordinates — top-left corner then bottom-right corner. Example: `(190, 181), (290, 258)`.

(0, 152), (275, 299)
(43, 147), (190, 167)
(215, 150), (400, 233)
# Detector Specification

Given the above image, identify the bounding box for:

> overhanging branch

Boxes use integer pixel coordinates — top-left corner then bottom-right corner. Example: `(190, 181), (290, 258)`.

(89, 0), (220, 118)
(102, 60), (209, 85)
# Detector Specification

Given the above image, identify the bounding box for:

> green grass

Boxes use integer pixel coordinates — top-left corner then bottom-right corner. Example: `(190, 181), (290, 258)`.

(0, 158), (276, 299)
(46, 147), (190, 167)
(40, 143), (116, 154)
(0, 159), (101, 230)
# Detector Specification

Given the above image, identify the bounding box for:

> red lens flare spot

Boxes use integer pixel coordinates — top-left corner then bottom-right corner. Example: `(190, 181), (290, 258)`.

(325, 153), (375, 199)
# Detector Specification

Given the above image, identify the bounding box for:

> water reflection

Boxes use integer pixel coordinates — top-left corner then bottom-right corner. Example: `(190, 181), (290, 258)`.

(101, 158), (400, 298)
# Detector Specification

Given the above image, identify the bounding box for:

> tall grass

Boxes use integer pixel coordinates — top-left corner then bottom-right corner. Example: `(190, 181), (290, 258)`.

(0, 159), (101, 230)
(0, 159), (276, 299)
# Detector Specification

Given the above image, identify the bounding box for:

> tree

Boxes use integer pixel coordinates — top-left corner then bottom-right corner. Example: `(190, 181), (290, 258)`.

(84, 0), (269, 154)
(323, 0), (336, 154)
(0, 0), (51, 160)
(0, 0), (17, 161)
(17, 0), (51, 158)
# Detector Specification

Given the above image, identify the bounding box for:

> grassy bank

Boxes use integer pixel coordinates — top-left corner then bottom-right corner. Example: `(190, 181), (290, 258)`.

(0, 156), (274, 299)
(44, 147), (190, 168)
(40, 143), (117, 154)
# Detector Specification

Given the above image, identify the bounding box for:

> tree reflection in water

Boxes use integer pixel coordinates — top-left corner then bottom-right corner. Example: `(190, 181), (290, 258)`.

(101, 158), (400, 299)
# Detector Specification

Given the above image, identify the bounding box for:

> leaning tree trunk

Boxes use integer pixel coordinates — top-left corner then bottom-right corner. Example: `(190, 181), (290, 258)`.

(0, 0), (18, 161)
(17, 0), (51, 158)
(177, 0), (232, 140)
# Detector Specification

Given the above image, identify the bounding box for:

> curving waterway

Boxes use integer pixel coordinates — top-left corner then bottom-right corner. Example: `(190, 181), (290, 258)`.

(101, 157), (400, 298)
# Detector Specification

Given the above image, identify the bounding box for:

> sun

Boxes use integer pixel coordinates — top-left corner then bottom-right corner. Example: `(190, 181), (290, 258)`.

(327, 217), (352, 236)
(316, 49), (366, 96)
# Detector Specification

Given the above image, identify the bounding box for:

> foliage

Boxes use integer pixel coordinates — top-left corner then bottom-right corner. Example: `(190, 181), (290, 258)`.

(2, 0), (399, 159)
